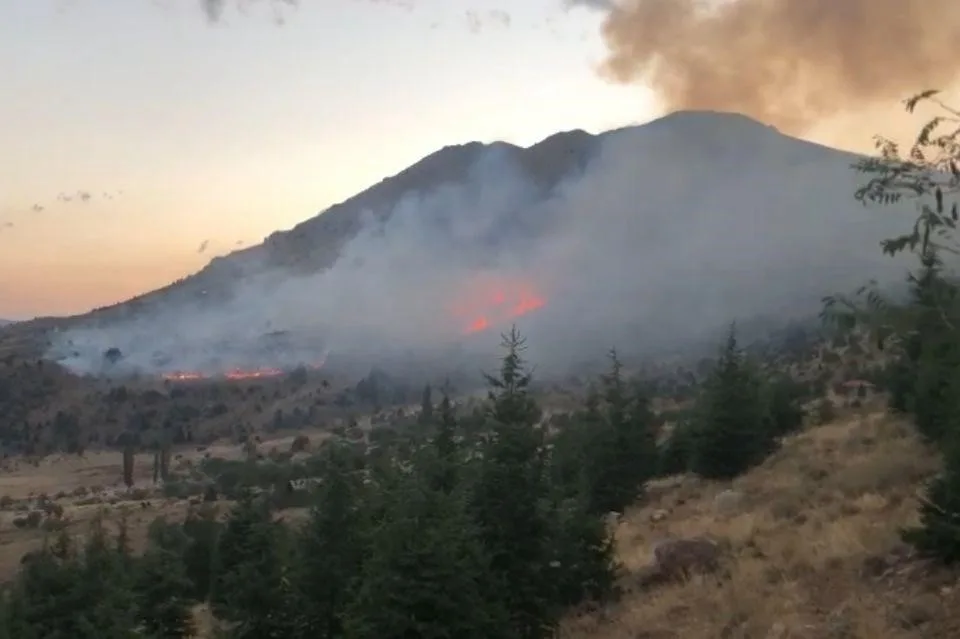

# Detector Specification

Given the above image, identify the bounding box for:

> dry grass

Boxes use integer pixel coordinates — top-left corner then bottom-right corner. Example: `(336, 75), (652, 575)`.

(560, 411), (960, 639)
(0, 426), (330, 580)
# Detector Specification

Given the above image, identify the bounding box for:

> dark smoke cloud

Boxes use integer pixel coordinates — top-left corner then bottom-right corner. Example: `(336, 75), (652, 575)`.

(588, 0), (960, 133)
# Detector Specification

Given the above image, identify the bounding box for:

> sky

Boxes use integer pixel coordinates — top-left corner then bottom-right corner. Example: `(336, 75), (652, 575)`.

(2, 0), (947, 321)
(0, 0), (657, 319)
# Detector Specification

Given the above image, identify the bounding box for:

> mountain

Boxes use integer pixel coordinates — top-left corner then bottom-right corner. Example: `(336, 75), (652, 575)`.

(45, 110), (915, 378)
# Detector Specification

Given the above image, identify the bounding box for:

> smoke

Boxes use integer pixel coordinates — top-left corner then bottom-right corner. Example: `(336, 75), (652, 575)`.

(48, 112), (913, 382)
(199, 0), (297, 22)
(585, 0), (960, 133)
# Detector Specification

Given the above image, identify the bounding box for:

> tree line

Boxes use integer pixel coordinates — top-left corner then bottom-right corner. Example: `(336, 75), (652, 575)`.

(0, 323), (809, 638)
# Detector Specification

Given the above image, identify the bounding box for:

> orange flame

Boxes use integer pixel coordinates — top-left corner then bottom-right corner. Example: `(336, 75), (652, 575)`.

(161, 361), (325, 382)
(451, 275), (546, 335)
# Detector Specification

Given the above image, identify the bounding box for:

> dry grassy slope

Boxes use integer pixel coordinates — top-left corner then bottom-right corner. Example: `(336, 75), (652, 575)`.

(561, 409), (960, 639)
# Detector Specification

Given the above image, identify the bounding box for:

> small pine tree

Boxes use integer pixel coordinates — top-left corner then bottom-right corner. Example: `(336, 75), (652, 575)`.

(473, 327), (555, 638)
(418, 385), (434, 425)
(289, 444), (367, 638)
(342, 470), (510, 639)
(902, 431), (960, 563)
(159, 440), (172, 482)
(122, 446), (135, 489)
(545, 492), (618, 608)
(134, 546), (196, 638)
(689, 325), (771, 480)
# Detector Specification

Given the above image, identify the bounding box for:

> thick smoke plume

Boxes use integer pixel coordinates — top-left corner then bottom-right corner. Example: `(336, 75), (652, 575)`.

(49, 114), (913, 383)
(585, 0), (960, 133)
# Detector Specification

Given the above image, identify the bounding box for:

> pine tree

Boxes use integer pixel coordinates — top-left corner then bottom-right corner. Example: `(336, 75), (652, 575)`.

(572, 352), (658, 515)
(122, 445), (135, 489)
(289, 443), (367, 638)
(903, 249), (960, 442)
(545, 491), (618, 609)
(418, 384), (434, 425)
(211, 491), (292, 636)
(180, 504), (221, 601)
(689, 325), (770, 480)
(472, 327), (555, 638)
(426, 391), (460, 494)
(134, 546), (196, 638)
(343, 467), (510, 639)
(902, 357), (960, 563)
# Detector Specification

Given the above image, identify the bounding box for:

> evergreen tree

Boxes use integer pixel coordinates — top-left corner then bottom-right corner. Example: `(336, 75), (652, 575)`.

(122, 445), (135, 489)
(73, 516), (139, 638)
(134, 545), (195, 638)
(472, 327), (555, 638)
(689, 325), (771, 480)
(289, 443), (367, 638)
(902, 431), (960, 563)
(426, 391), (461, 494)
(343, 464), (510, 639)
(212, 491), (293, 637)
(418, 384), (434, 425)
(545, 492), (618, 609)
(760, 373), (805, 438)
(570, 352), (658, 515)
(180, 504), (221, 601)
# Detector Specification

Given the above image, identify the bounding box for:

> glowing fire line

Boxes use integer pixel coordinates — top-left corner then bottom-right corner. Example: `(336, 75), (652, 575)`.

(159, 276), (545, 381)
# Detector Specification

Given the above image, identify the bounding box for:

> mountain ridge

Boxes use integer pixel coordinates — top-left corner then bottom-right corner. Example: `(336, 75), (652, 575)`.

(80, 109), (856, 323)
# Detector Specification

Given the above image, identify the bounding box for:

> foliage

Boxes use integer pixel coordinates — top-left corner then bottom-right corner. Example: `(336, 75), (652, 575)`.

(817, 90), (960, 564)
(688, 325), (773, 480)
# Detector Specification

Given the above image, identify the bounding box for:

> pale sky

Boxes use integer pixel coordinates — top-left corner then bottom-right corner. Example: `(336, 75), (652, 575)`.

(0, 0), (658, 319)
(0, 1), (922, 320)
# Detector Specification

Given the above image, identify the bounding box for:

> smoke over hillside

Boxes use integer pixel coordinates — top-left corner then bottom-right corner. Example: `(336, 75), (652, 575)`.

(574, 0), (960, 133)
(48, 113), (913, 381)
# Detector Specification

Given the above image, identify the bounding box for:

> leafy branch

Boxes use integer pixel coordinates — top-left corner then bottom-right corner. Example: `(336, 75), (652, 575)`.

(821, 89), (960, 343)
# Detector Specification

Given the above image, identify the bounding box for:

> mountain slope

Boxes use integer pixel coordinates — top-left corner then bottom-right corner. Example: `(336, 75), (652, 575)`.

(48, 110), (914, 377)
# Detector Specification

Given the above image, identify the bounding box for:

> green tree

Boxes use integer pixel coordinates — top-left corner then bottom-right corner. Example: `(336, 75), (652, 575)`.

(343, 462), (509, 639)
(180, 504), (222, 600)
(211, 491), (293, 637)
(472, 327), (555, 638)
(544, 492), (618, 608)
(418, 384), (434, 425)
(760, 373), (805, 438)
(689, 325), (771, 479)
(581, 351), (657, 515)
(425, 390), (462, 494)
(122, 445), (135, 489)
(289, 443), (367, 638)
(819, 91), (960, 564)
(134, 545), (195, 638)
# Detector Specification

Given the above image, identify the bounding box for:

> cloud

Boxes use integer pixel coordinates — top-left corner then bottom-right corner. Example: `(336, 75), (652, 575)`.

(584, 0), (960, 133)
(47, 115), (912, 382)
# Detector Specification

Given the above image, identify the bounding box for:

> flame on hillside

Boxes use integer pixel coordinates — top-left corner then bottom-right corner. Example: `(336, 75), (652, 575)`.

(161, 360), (326, 383)
(452, 274), (546, 335)
(156, 275), (544, 382)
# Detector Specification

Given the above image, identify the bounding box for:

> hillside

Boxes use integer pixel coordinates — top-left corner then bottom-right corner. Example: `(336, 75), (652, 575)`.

(561, 409), (958, 639)
(32, 109), (916, 383)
